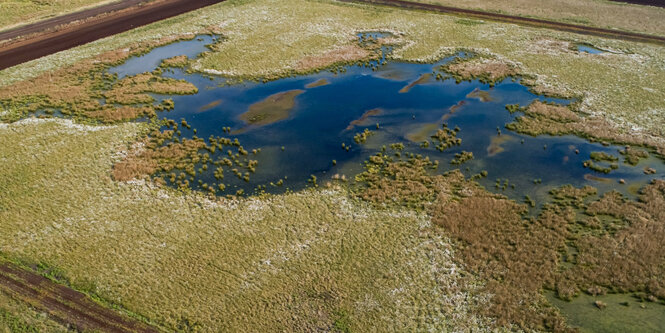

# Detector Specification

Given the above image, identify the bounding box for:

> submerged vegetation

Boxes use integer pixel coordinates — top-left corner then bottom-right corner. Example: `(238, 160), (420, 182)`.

(238, 89), (304, 128)
(346, 108), (381, 131)
(399, 73), (431, 93)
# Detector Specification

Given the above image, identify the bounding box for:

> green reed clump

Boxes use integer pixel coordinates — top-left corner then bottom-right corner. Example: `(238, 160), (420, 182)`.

(353, 128), (374, 144)
(589, 151), (618, 162)
(451, 151), (474, 165)
(505, 104), (521, 113)
(431, 123), (461, 152)
(619, 147), (649, 165)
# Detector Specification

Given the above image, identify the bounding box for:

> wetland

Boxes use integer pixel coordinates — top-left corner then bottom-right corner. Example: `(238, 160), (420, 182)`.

(2, 30), (664, 332)
(100, 34), (663, 201)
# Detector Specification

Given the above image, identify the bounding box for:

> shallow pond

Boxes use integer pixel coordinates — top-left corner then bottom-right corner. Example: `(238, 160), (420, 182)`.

(106, 34), (663, 201)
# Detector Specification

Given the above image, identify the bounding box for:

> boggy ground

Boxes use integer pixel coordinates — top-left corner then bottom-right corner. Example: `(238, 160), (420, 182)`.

(0, 0), (665, 331)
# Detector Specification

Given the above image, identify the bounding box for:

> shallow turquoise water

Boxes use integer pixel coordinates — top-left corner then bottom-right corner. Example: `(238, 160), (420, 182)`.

(105, 34), (663, 200)
(577, 44), (606, 54)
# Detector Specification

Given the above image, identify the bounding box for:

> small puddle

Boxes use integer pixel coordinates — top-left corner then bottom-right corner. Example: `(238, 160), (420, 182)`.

(577, 43), (606, 54)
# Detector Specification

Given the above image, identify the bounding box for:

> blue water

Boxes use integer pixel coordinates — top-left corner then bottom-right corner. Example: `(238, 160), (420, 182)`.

(577, 44), (606, 54)
(104, 34), (663, 200)
(109, 34), (219, 78)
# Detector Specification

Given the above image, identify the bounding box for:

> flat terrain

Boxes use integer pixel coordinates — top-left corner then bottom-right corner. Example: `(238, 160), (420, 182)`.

(0, 0), (664, 331)
(0, 0), (224, 70)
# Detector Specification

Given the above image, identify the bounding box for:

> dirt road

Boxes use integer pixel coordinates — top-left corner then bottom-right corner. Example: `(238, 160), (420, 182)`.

(0, 0), (151, 42)
(0, 261), (159, 332)
(0, 0), (224, 70)
(340, 0), (665, 45)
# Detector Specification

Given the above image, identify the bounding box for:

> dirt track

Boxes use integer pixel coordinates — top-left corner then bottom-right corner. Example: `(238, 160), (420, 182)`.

(0, 0), (151, 42)
(0, 0), (224, 70)
(340, 0), (665, 45)
(0, 261), (159, 332)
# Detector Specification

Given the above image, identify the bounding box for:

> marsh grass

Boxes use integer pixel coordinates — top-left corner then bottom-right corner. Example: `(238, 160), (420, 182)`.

(0, 34), (200, 123)
(619, 146), (649, 165)
(353, 148), (665, 331)
(159, 55), (190, 69)
(441, 56), (520, 85)
(507, 101), (665, 157)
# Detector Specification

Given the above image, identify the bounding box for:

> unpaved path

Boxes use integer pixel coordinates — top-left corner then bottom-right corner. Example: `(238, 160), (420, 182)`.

(0, 261), (159, 332)
(0, 0), (150, 41)
(0, 0), (224, 70)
